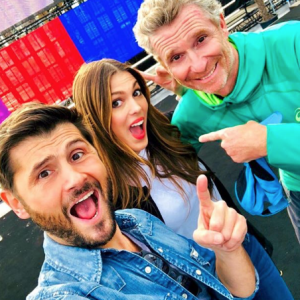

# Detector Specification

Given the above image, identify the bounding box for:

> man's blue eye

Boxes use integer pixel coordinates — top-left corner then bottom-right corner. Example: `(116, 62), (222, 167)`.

(72, 152), (83, 161)
(198, 36), (205, 43)
(172, 54), (181, 61)
(38, 170), (50, 179)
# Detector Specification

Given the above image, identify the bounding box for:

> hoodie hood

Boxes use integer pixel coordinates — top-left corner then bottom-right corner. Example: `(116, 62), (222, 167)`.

(225, 32), (266, 103)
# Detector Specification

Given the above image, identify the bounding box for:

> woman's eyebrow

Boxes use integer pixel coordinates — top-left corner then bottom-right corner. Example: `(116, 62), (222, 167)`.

(132, 80), (138, 88)
(111, 80), (138, 96)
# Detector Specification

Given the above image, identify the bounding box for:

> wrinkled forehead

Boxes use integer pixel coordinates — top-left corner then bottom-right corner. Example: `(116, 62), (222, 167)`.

(150, 4), (220, 61)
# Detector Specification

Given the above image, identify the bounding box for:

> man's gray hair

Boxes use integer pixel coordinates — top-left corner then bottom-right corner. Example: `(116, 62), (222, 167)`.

(133, 0), (223, 56)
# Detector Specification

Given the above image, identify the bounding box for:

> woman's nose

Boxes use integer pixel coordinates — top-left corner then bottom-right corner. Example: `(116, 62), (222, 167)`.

(129, 98), (142, 115)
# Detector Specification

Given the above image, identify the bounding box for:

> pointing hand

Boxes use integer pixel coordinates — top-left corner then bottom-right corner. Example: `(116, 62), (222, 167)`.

(193, 175), (247, 252)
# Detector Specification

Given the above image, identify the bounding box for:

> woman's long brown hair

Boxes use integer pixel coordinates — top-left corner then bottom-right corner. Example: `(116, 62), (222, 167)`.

(73, 59), (211, 208)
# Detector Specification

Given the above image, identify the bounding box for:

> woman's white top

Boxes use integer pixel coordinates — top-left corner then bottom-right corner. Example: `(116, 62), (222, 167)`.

(139, 150), (221, 240)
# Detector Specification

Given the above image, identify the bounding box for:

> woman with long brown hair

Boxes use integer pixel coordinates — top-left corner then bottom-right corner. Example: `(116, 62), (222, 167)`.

(72, 59), (219, 239)
(72, 59), (295, 300)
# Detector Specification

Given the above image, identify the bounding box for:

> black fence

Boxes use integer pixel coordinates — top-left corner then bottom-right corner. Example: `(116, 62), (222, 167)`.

(225, 0), (288, 32)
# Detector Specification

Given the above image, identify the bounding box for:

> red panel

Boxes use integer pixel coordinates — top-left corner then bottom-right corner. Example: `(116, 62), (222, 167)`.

(0, 18), (84, 112)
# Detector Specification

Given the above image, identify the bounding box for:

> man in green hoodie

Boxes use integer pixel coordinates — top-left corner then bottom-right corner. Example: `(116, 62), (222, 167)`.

(133, 0), (300, 243)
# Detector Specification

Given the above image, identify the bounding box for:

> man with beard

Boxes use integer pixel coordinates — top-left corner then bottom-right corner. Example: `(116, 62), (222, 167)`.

(133, 0), (300, 244)
(0, 103), (287, 299)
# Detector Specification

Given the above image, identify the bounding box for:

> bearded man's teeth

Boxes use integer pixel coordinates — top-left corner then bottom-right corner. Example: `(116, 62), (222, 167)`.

(76, 191), (94, 204)
(92, 211), (99, 219)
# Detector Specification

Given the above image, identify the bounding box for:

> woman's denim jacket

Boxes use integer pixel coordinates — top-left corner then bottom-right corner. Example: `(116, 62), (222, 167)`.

(27, 209), (258, 300)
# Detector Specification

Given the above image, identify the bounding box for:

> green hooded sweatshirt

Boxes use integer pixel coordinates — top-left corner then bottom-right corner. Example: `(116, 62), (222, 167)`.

(171, 21), (300, 191)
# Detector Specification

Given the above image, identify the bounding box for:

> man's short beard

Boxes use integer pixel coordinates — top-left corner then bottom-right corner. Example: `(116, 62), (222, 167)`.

(23, 178), (116, 249)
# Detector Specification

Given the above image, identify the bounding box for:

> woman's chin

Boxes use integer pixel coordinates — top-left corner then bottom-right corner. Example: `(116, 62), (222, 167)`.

(131, 136), (148, 153)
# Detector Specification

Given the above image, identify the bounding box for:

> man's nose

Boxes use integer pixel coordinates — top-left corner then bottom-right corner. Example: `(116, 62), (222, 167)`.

(62, 164), (87, 192)
(189, 50), (206, 73)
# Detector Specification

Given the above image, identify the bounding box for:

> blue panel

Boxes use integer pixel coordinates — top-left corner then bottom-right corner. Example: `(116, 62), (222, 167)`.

(59, 0), (144, 63)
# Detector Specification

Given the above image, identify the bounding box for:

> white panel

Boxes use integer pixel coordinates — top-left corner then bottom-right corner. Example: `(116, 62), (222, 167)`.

(0, 0), (53, 32)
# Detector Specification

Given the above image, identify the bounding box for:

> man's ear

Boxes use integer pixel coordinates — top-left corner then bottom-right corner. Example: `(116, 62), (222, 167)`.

(219, 13), (229, 37)
(0, 190), (30, 219)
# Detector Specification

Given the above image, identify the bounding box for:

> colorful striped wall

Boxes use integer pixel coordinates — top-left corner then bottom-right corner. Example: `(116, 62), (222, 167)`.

(0, 0), (143, 119)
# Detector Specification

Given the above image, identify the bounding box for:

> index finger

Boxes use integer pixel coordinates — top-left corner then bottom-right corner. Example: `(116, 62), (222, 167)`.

(197, 175), (214, 210)
(136, 70), (156, 82)
(199, 130), (224, 143)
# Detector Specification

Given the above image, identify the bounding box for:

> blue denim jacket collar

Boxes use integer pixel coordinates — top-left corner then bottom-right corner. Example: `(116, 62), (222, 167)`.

(43, 210), (153, 283)
(44, 234), (103, 283)
(37, 210), (258, 300)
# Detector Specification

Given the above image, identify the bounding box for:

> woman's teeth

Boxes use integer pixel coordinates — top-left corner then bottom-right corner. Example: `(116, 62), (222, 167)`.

(131, 120), (143, 127)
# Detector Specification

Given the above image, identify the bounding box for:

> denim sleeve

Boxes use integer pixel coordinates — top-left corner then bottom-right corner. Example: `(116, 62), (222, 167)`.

(38, 287), (165, 300)
(49, 296), (88, 300)
(43, 293), (134, 300)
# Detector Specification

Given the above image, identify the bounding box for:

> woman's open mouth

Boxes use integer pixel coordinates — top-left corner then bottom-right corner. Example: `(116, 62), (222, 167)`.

(129, 117), (146, 140)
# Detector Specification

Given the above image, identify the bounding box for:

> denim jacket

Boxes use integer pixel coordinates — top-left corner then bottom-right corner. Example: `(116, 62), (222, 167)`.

(27, 209), (258, 300)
